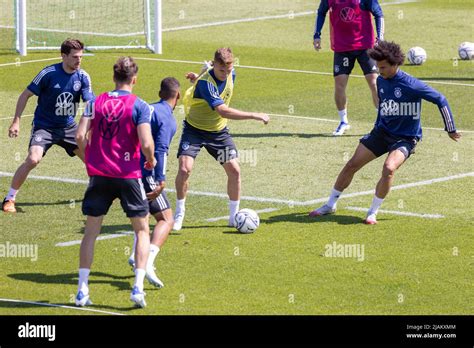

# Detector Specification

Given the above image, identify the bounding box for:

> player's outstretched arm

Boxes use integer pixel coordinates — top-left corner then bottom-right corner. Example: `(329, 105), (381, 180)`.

(215, 104), (269, 124)
(9, 89), (34, 138)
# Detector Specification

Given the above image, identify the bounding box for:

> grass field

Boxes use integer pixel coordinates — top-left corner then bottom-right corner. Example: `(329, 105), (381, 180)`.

(0, 0), (473, 315)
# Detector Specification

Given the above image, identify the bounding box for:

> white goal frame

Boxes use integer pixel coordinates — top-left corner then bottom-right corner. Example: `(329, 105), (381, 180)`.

(15, 0), (162, 56)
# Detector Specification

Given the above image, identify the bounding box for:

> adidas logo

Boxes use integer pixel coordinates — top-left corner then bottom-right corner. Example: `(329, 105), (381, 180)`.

(54, 83), (61, 88)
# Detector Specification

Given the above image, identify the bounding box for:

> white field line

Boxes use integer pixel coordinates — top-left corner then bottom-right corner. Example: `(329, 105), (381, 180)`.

(55, 231), (134, 247)
(0, 298), (125, 315)
(1, 111), (473, 134)
(346, 206), (444, 219)
(206, 208), (279, 222)
(0, 57), (61, 67)
(132, 57), (474, 88)
(1, 171), (472, 207)
(267, 113), (474, 134)
(301, 172), (474, 206)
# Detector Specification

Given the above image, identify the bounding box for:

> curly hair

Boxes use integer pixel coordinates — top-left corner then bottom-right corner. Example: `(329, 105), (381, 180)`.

(368, 41), (405, 66)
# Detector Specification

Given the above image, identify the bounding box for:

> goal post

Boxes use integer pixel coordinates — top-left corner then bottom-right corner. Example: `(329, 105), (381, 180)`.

(15, 0), (162, 56)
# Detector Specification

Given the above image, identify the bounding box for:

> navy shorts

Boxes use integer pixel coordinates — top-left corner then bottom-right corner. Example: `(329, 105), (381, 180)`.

(29, 123), (79, 157)
(82, 176), (149, 218)
(334, 49), (377, 76)
(177, 121), (238, 165)
(360, 127), (418, 159)
(143, 176), (171, 215)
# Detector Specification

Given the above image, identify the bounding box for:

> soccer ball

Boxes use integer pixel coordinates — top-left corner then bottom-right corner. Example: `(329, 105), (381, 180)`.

(234, 209), (260, 234)
(458, 42), (474, 60)
(407, 47), (427, 65)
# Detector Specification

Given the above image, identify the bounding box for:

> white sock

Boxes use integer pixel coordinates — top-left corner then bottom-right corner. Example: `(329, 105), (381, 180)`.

(146, 244), (160, 270)
(6, 188), (18, 201)
(369, 195), (384, 214)
(134, 268), (146, 292)
(229, 200), (240, 219)
(338, 109), (348, 124)
(129, 234), (137, 260)
(176, 199), (186, 215)
(78, 268), (90, 294)
(327, 188), (342, 209)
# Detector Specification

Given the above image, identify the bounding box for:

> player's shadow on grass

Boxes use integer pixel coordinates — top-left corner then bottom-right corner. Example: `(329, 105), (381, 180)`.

(265, 212), (362, 225)
(232, 133), (362, 139)
(8, 271), (133, 291)
(12, 199), (84, 213)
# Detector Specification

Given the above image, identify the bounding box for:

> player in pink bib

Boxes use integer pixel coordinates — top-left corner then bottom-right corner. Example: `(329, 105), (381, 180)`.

(75, 57), (156, 308)
(313, 0), (385, 136)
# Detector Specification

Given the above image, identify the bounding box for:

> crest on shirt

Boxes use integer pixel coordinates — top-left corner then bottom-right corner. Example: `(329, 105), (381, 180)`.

(182, 142), (190, 151)
(73, 80), (82, 92)
(394, 87), (402, 98)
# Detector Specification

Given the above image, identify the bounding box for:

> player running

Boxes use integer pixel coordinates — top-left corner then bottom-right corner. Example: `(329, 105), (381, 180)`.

(127, 77), (181, 288)
(309, 41), (461, 224)
(2, 39), (94, 213)
(173, 47), (269, 231)
(75, 57), (155, 308)
(313, 0), (384, 136)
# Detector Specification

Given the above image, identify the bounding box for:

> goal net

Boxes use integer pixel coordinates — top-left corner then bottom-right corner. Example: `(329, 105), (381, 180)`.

(14, 0), (161, 55)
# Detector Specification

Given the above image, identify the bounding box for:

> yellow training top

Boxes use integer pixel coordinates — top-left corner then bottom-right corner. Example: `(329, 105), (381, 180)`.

(183, 69), (234, 132)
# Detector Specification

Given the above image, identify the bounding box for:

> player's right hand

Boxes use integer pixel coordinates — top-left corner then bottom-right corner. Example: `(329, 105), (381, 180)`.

(313, 39), (321, 51)
(255, 113), (270, 125)
(185, 72), (199, 83)
(8, 120), (20, 138)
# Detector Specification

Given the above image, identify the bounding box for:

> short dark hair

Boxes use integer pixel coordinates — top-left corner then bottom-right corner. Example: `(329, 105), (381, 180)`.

(113, 56), (138, 84)
(159, 77), (180, 100)
(368, 41), (405, 66)
(61, 39), (84, 55)
(214, 47), (233, 65)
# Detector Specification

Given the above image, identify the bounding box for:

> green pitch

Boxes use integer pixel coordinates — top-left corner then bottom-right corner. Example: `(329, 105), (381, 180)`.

(0, 0), (473, 315)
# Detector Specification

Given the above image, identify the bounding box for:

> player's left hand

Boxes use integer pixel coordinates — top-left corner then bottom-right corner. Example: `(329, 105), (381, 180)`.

(8, 120), (20, 138)
(448, 131), (461, 142)
(146, 181), (165, 201)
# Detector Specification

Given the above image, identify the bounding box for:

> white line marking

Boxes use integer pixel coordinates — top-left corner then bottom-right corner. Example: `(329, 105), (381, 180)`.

(301, 172), (474, 206)
(0, 114), (34, 121)
(132, 57), (474, 88)
(0, 298), (125, 316)
(267, 113), (474, 133)
(0, 57), (61, 67)
(346, 206), (444, 219)
(55, 231), (134, 247)
(0, 172), (472, 207)
(206, 208), (279, 222)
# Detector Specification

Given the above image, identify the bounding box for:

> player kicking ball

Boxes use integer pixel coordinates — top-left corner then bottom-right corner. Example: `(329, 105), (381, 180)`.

(2, 39), (94, 213)
(127, 77), (180, 288)
(173, 48), (269, 231)
(309, 41), (461, 224)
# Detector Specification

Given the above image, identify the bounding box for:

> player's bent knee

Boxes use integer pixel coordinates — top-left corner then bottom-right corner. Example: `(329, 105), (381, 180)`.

(382, 163), (397, 177)
(25, 156), (41, 168)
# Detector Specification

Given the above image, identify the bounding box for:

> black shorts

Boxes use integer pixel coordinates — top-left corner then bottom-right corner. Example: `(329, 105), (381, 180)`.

(29, 123), (79, 157)
(177, 121), (238, 165)
(360, 127), (418, 159)
(334, 49), (377, 76)
(143, 176), (171, 215)
(82, 176), (149, 218)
